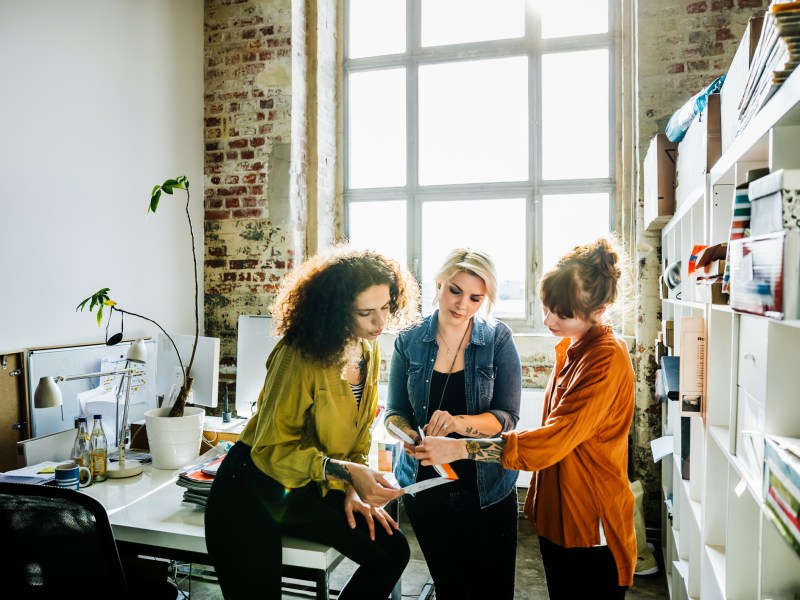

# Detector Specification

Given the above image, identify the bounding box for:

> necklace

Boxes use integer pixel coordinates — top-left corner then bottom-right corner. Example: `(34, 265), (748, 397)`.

(437, 326), (468, 357)
(436, 321), (471, 411)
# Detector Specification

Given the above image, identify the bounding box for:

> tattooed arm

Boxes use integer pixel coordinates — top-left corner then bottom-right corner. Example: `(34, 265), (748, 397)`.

(413, 436), (507, 466)
(324, 458), (404, 506)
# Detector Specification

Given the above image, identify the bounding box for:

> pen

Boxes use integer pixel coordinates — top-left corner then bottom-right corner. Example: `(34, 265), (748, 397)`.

(417, 426), (425, 441)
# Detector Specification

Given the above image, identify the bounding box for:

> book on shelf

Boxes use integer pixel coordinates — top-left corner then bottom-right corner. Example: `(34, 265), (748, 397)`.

(737, 1), (800, 134)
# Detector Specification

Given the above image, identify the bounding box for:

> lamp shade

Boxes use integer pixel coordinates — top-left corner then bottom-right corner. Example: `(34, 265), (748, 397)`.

(126, 338), (147, 363)
(34, 376), (62, 408)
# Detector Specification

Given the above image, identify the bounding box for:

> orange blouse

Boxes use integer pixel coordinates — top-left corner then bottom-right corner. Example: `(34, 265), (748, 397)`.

(501, 324), (636, 586)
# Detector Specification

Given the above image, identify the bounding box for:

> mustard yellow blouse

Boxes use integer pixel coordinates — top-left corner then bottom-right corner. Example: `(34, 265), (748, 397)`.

(239, 338), (380, 494)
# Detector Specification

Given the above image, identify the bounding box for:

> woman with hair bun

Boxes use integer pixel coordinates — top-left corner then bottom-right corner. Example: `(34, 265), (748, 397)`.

(414, 237), (636, 599)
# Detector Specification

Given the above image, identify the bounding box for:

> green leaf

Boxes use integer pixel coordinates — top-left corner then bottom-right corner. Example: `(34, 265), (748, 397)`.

(163, 178), (179, 188)
(162, 185), (174, 195)
(149, 189), (162, 213)
(96, 305), (103, 327)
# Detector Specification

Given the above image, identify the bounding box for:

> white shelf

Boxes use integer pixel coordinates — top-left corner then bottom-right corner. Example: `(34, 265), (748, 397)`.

(656, 45), (800, 598)
(704, 544), (726, 599)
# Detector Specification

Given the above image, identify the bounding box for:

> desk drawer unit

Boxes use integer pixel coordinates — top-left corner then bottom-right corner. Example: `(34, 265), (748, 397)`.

(737, 315), (768, 400)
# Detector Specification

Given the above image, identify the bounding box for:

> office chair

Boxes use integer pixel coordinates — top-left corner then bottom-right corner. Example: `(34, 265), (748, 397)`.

(0, 481), (178, 599)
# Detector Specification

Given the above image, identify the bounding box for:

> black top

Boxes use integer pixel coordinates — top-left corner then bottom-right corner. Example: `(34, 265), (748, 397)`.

(419, 370), (478, 495)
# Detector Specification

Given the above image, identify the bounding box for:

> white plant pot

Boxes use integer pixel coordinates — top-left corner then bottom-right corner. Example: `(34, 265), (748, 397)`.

(144, 406), (205, 470)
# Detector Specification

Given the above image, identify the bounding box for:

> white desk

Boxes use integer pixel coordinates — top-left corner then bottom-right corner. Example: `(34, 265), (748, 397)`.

(81, 463), (351, 599)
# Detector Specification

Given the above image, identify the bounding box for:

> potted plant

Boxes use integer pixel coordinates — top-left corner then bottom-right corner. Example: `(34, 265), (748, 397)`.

(77, 176), (205, 469)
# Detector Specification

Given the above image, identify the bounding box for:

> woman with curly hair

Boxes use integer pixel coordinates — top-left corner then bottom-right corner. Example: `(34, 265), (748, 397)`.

(205, 245), (420, 600)
(414, 237), (636, 600)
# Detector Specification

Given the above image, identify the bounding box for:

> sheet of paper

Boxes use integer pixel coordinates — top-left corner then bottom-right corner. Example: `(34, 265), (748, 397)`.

(650, 435), (674, 463)
(387, 421), (416, 445)
(401, 477), (455, 495)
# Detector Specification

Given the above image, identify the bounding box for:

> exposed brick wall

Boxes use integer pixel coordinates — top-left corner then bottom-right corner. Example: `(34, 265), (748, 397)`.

(634, 0), (768, 525)
(203, 0), (304, 398)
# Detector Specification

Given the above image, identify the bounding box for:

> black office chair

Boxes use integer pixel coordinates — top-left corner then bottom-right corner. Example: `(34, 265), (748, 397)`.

(0, 481), (178, 599)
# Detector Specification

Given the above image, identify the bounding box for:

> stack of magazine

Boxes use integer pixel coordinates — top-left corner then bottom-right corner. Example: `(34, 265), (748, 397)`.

(176, 454), (224, 507)
(738, 0), (800, 134)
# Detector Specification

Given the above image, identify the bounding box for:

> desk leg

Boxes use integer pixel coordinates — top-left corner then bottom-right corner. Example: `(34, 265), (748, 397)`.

(316, 570), (330, 600)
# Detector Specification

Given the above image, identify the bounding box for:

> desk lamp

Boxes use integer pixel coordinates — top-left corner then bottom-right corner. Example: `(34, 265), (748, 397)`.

(33, 338), (148, 478)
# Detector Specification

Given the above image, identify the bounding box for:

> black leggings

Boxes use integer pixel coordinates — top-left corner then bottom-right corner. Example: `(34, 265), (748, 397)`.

(538, 535), (628, 600)
(204, 441), (410, 600)
(403, 486), (518, 600)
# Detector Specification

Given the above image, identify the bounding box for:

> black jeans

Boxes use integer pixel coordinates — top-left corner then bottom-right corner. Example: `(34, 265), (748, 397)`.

(204, 441), (410, 600)
(403, 486), (518, 600)
(538, 535), (628, 600)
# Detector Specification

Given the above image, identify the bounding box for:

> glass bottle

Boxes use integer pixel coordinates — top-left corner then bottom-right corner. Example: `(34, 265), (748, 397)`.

(90, 414), (108, 482)
(71, 416), (93, 482)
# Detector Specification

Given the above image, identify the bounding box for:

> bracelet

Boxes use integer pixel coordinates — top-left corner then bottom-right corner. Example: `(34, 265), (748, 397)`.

(322, 456), (330, 481)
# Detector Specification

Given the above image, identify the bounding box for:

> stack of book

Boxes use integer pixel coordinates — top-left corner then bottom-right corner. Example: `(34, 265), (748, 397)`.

(176, 454), (224, 508)
(737, 1), (800, 135)
(764, 435), (800, 558)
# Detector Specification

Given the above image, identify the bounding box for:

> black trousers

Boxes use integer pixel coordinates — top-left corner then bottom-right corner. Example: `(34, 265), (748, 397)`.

(403, 486), (518, 600)
(204, 441), (410, 600)
(538, 535), (629, 600)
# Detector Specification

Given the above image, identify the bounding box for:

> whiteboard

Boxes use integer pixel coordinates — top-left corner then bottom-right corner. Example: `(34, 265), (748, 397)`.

(26, 339), (158, 438)
(235, 315), (280, 418)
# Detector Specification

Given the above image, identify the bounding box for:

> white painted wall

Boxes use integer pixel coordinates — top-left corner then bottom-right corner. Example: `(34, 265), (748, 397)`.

(0, 1), (204, 351)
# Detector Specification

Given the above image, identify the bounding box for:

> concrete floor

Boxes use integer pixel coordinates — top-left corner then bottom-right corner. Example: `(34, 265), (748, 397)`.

(180, 503), (669, 599)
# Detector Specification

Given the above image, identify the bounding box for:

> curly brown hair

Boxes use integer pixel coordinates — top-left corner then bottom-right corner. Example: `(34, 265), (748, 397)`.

(270, 245), (420, 367)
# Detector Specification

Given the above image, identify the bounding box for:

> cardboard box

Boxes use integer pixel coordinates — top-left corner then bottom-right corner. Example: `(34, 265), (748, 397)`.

(721, 14), (764, 152)
(748, 169), (800, 236)
(695, 242), (727, 277)
(675, 94), (721, 207)
(695, 280), (727, 304)
(644, 133), (679, 231)
(729, 230), (800, 320)
(662, 319), (675, 349)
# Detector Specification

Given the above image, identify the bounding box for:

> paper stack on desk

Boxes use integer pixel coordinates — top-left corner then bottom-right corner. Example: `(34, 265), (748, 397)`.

(176, 454), (224, 507)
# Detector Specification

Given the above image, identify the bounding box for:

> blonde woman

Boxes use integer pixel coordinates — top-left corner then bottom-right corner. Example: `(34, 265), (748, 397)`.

(385, 248), (521, 600)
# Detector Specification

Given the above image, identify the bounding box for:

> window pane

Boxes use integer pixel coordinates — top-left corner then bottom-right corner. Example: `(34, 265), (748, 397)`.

(349, 69), (406, 189)
(348, 200), (407, 267)
(541, 50), (608, 180)
(541, 193), (609, 272)
(421, 198), (526, 319)
(419, 58), (528, 186)
(539, 0), (608, 39)
(421, 0), (525, 47)
(348, 0), (405, 58)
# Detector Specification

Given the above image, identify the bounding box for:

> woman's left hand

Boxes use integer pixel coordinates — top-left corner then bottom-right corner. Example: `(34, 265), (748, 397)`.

(344, 486), (400, 540)
(425, 410), (455, 436)
(415, 435), (468, 466)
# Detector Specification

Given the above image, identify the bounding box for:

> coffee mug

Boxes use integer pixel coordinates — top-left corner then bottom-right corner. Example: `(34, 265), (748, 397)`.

(55, 462), (92, 490)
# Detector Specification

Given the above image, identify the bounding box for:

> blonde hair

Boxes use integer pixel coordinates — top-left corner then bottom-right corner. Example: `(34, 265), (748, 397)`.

(539, 236), (627, 323)
(433, 248), (498, 314)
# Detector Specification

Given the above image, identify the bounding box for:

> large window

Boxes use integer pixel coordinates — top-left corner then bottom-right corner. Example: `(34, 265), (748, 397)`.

(344, 0), (615, 329)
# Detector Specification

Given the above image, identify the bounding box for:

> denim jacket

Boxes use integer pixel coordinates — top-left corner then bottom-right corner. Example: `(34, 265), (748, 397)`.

(385, 311), (521, 508)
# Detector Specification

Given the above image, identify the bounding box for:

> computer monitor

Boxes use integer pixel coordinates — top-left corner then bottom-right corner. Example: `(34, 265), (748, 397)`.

(235, 315), (280, 418)
(155, 333), (220, 408)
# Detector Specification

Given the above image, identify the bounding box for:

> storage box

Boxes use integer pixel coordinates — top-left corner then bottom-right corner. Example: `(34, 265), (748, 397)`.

(747, 168), (800, 236)
(644, 133), (679, 231)
(721, 14), (764, 152)
(662, 320), (675, 349)
(675, 94), (721, 206)
(729, 230), (800, 320)
(678, 316), (705, 417)
(695, 280), (727, 304)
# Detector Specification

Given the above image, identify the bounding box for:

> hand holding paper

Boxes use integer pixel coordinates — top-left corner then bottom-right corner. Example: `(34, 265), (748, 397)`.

(417, 427), (459, 480)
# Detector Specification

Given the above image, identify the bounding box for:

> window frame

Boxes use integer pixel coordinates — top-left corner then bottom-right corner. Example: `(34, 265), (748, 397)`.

(343, 0), (617, 331)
